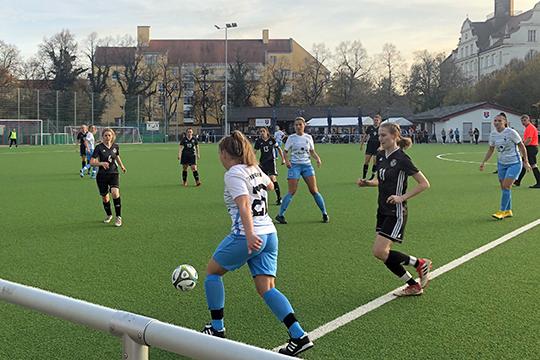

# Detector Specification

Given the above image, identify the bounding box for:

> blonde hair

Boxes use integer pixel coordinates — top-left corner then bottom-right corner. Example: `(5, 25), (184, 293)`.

(380, 122), (412, 150)
(219, 130), (258, 166)
(101, 128), (116, 143)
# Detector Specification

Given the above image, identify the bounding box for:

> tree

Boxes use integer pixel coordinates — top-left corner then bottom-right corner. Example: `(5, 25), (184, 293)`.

(374, 43), (406, 106)
(328, 41), (371, 105)
(292, 43), (331, 105)
(39, 29), (86, 91)
(262, 58), (291, 107)
(0, 40), (21, 88)
(405, 50), (447, 112)
(228, 55), (258, 107)
(84, 32), (112, 123)
(192, 65), (215, 124)
(157, 60), (183, 128)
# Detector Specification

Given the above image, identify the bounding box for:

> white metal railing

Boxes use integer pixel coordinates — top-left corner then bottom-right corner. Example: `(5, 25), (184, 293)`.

(0, 278), (290, 360)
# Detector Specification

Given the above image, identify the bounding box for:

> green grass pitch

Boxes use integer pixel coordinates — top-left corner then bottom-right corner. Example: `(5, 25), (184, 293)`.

(0, 143), (538, 359)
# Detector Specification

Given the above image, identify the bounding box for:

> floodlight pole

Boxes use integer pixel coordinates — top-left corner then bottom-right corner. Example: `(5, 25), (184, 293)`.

(215, 23), (238, 135)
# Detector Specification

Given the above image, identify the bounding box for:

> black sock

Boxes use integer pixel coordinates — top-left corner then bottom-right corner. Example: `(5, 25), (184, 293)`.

(533, 167), (540, 184)
(82, 160), (86, 169)
(274, 181), (281, 200)
(113, 197), (121, 217)
(516, 168), (526, 184)
(103, 201), (112, 216)
(193, 170), (200, 182)
(371, 165), (376, 178)
(384, 250), (417, 285)
(182, 171), (187, 182)
(363, 164), (369, 179)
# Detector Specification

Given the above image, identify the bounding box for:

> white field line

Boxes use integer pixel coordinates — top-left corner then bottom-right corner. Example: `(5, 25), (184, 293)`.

(273, 218), (540, 350)
(436, 152), (495, 166)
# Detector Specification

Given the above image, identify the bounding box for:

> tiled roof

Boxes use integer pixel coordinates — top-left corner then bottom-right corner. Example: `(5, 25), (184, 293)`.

(410, 102), (521, 122)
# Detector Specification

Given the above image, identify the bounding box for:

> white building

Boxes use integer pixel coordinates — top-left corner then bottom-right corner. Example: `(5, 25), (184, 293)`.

(450, 0), (540, 82)
(411, 102), (522, 142)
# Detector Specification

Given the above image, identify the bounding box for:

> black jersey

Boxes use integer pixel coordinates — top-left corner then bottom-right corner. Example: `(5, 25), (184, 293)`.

(254, 137), (278, 163)
(180, 137), (198, 155)
(376, 149), (419, 216)
(92, 143), (121, 175)
(77, 131), (87, 145)
(366, 126), (380, 144)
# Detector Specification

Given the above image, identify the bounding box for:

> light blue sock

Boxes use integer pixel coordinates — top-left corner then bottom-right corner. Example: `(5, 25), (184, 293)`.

(263, 288), (305, 339)
(204, 274), (225, 330)
(279, 193), (294, 216)
(501, 189), (511, 211)
(312, 192), (327, 215)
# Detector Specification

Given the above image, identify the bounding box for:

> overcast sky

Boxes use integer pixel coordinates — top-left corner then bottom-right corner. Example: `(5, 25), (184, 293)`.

(1, 0), (538, 64)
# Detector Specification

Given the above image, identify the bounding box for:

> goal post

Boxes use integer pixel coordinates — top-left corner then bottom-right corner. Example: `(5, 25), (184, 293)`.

(0, 119), (43, 146)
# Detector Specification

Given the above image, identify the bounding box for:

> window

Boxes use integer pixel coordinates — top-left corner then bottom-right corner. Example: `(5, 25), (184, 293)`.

(491, 54), (495, 66)
(528, 30), (536, 42)
(144, 54), (158, 65)
(112, 71), (120, 81)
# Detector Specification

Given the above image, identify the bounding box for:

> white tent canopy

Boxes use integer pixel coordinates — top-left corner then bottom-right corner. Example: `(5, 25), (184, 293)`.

(382, 117), (413, 126)
(307, 116), (374, 127)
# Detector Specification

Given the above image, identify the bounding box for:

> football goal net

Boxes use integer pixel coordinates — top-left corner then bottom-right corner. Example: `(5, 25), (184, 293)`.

(64, 126), (142, 144)
(0, 119), (43, 146)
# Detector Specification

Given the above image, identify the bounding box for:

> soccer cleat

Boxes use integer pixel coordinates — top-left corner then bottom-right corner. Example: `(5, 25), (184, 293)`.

(503, 210), (513, 218)
(196, 181), (202, 187)
(322, 213), (329, 223)
(275, 215), (287, 224)
(201, 324), (226, 338)
(182, 181), (188, 187)
(79, 169), (85, 178)
(103, 215), (113, 224)
(513, 181), (520, 187)
(529, 184), (540, 189)
(394, 283), (423, 297)
(278, 334), (314, 357)
(415, 258), (432, 288)
(491, 211), (505, 220)
(114, 216), (122, 227)
(276, 198), (282, 205)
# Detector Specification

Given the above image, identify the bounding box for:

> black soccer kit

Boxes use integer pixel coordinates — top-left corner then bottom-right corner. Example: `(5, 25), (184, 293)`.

(375, 149), (419, 243)
(92, 143), (121, 196)
(254, 137), (279, 176)
(180, 137), (198, 165)
(365, 126), (380, 155)
(77, 131), (87, 156)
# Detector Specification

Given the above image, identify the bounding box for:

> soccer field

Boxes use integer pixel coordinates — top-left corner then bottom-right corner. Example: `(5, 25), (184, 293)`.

(0, 143), (538, 359)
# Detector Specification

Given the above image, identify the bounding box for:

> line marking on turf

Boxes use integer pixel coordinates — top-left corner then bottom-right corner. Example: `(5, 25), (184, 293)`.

(273, 218), (540, 351)
(436, 152), (494, 166)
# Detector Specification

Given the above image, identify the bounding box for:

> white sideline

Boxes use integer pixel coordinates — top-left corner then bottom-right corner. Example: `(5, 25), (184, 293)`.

(436, 152), (492, 166)
(274, 218), (540, 350)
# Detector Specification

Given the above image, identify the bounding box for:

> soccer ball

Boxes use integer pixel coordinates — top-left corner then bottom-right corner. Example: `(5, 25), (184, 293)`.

(172, 264), (198, 291)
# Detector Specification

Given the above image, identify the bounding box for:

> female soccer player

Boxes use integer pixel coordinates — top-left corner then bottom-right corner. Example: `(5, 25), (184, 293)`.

(357, 122), (432, 297)
(81, 125), (97, 178)
(254, 127), (284, 205)
(178, 128), (201, 186)
(202, 131), (313, 357)
(360, 114), (381, 179)
(90, 128), (127, 227)
(515, 114), (540, 188)
(77, 124), (88, 173)
(275, 117), (328, 224)
(480, 113), (531, 219)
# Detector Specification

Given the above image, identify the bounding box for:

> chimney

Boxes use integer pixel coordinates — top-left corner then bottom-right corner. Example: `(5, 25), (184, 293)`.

(495, 0), (514, 18)
(137, 26), (151, 47)
(262, 29), (269, 45)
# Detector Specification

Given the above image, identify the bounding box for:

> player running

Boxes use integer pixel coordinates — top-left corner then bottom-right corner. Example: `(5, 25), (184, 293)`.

(274, 125), (286, 159)
(254, 127), (284, 205)
(201, 131), (313, 357)
(81, 125), (97, 178)
(360, 114), (382, 180)
(76, 125), (88, 173)
(90, 128), (127, 227)
(357, 122), (432, 297)
(275, 117), (328, 224)
(480, 113), (531, 219)
(178, 128), (201, 187)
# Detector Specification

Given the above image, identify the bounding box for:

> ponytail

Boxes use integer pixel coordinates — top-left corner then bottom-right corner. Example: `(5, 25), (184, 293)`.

(219, 130), (258, 166)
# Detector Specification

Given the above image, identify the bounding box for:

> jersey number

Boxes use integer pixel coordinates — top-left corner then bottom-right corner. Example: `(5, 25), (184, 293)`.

(378, 168), (386, 181)
(251, 184), (268, 217)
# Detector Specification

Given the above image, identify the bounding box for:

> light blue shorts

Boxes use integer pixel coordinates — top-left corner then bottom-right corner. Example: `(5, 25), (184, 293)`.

(86, 150), (94, 163)
(287, 163), (315, 179)
(213, 232), (278, 277)
(498, 162), (522, 181)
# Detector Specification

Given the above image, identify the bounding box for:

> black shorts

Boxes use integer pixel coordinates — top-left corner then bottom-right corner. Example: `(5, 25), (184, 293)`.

(96, 173), (120, 196)
(80, 144), (86, 156)
(366, 142), (380, 156)
(376, 212), (407, 243)
(260, 160), (277, 176)
(526, 145), (538, 166)
(181, 152), (196, 166)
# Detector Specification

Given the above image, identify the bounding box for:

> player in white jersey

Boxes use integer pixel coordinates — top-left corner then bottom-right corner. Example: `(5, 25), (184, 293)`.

(80, 125), (98, 179)
(274, 125), (286, 159)
(480, 113), (531, 219)
(276, 117), (328, 224)
(201, 131), (313, 357)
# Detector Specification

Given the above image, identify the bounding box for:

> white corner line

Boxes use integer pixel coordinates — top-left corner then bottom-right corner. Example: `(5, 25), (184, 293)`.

(273, 218), (540, 351)
(436, 152), (493, 166)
